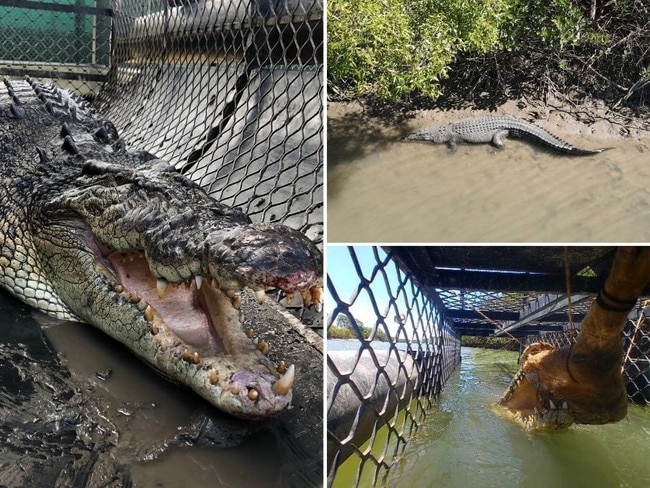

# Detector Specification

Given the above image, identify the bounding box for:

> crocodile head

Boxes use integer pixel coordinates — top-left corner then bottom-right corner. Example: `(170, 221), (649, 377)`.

(2, 155), (322, 419)
(498, 340), (627, 430)
(404, 124), (451, 144)
(499, 247), (650, 430)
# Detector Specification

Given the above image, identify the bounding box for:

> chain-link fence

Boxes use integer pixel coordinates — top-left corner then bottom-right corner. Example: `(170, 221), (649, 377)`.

(0, 0), (322, 244)
(327, 246), (461, 487)
(0, 0), (323, 328)
(522, 304), (650, 405)
(0, 0), (112, 94)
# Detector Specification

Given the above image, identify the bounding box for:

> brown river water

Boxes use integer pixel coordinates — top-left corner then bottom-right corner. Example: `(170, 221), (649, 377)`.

(0, 290), (322, 487)
(328, 109), (650, 243)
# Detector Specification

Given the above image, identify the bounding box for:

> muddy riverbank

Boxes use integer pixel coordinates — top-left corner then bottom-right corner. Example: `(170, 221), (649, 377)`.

(0, 290), (323, 487)
(328, 99), (650, 242)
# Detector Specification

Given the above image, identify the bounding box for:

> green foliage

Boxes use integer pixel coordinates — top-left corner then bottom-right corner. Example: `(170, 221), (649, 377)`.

(328, 318), (389, 342)
(366, 326), (389, 342)
(328, 0), (508, 101)
(501, 0), (591, 48)
(328, 326), (355, 339)
(335, 313), (362, 330)
(328, 325), (389, 342)
(328, 0), (602, 102)
(461, 335), (520, 350)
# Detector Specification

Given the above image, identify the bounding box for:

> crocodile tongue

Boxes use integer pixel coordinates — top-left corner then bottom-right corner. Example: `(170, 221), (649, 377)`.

(108, 252), (224, 355)
(102, 251), (295, 418)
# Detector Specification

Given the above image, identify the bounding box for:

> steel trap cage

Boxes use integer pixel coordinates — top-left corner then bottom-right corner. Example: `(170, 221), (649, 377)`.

(0, 0), (323, 326)
(0, 2), (323, 485)
(326, 246), (462, 487)
(0, 0), (322, 243)
(522, 307), (650, 406)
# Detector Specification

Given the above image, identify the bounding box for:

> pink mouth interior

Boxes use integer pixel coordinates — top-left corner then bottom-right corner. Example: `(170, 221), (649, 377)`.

(107, 252), (224, 356)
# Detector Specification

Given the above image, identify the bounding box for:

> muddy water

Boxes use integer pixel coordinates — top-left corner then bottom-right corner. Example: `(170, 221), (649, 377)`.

(0, 290), (322, 487)
(328, 115), (650, 242)
(388, 347), (650, 487)
(329, 346), (650, 487)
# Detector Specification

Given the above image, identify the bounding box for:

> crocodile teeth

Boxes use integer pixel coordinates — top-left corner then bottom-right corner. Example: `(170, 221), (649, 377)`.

(144, 305), (154, 322)
(255, 289), (266, 304)
(209, 370), (219, 385)
(272, 364), (295, 396)
(312, 287), (323, 312)
(156, 279), (167, 298)
(194, 275), (203, 289)
(562, 402), (568, 410)
(258, 340), (269, 355)
(276, 361), (286, 374)
(549, 400), (556, 410)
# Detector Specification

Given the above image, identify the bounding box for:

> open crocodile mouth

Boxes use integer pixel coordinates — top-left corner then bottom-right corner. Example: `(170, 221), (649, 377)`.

(497, 339), (629, 430)
(499, 368), (574, 430)
(77, 234), (319, 419)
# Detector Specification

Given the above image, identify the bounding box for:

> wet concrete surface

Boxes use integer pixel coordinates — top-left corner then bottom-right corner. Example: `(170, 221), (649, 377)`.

(0, 290), (323, 487)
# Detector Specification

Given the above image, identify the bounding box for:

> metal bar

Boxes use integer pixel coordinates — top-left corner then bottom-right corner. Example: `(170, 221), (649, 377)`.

(493, 294), (591, 336)
(444, 308), (587, 322)
(421, 268), (602, 294)
(0, 65), (108, 82)
(453, 323), (567, 336)
(518, 293), (590, 319)
(0, 0), (112, 17)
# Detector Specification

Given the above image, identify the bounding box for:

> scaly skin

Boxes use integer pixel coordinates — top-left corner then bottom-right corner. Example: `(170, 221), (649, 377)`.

(405, 116), (609, 155)
(499, 247), (649, 430)
(0, 77), (322, 419)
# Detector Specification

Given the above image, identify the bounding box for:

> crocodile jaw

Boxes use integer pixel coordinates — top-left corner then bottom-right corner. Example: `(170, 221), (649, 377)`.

(26, 224), (308, 420)
(499, 343), (575, 431)
(88, 248), (297, 419)
(499, 340), (628, 431)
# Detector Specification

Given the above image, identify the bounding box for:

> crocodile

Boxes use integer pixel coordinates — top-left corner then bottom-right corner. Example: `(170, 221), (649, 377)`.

(405, 115), (608, 155)
(499, 247), (649, 430)
(0, 76), (323, 420)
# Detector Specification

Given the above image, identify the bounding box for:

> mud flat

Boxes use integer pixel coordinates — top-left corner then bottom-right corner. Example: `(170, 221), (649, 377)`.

(328, 99), (650, 243)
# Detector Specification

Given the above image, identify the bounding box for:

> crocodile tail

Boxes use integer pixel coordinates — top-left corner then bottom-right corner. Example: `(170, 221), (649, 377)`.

(508, 126), (610, 156)
(566, 146), (614, 156)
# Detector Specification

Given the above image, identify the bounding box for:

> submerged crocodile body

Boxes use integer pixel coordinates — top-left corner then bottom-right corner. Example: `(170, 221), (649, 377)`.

(405, 116), (608, 155)
(0, 76), (322, 419)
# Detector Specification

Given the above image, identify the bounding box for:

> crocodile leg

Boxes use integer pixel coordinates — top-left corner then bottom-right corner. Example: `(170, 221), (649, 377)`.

(491, 129), (510, 149)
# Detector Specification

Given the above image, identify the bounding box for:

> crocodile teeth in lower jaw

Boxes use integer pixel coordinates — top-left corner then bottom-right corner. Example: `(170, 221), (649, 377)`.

(97, 250), (298, 418)
(272, 364), (295, 395)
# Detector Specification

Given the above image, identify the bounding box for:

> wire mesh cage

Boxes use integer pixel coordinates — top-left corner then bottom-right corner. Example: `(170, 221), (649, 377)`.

(0, 0), (112, 94)
(0, 2), (323, 485)
(522, 304), (650, 406)
(0, 0), (323, 331)
(327, 246), (461, 486)
(98, 0), (323, 244)
(0, 0), (323, 245)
